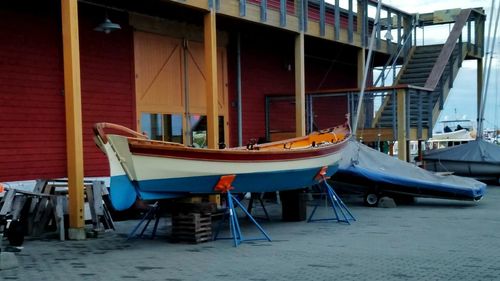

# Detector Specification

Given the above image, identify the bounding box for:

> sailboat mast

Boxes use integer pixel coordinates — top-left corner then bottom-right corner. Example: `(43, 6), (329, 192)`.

(478, 0), (500, 137)
(352, 0), (383, 136)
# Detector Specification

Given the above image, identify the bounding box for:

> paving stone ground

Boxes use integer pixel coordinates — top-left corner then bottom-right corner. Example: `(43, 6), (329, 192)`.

(1, 185), (500, 281)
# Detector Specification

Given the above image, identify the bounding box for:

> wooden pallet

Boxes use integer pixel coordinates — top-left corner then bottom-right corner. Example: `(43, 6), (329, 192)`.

(172, 213), (212, 243)
(0, 179), (114, 242)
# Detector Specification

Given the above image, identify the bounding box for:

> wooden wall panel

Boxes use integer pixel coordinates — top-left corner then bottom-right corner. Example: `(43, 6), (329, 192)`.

(134, 32), (184, 114)
(186, 41), (229, 115)
(186, 41), (207, 113)
(218, 49), (229, 116)
(0, 4), (135, 181)
(134, 32), (229, 141)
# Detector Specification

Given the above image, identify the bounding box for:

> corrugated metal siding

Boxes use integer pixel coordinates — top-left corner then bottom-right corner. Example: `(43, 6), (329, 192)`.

(0, 6), (134, 181)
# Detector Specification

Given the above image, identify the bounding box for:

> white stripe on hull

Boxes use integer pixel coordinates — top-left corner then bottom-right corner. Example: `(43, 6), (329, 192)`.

(131, 153), (342, 181)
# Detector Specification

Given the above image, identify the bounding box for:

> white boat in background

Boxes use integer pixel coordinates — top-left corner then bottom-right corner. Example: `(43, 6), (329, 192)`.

(427, 119), (476, 149)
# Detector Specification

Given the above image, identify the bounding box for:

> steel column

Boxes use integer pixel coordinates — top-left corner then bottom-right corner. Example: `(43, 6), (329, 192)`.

(280, 0), (287, 27)
(319, 0), (325, 36)
(417, 91), (423, 139)
(334, 0), (340, 40)
(260, 0), (267, 22)
(295, 32), (306, 137)
(348, 0), (353, 43)
(239, 0), (246, 17)
(397, 89), (407, 161)
(236, 33), (243, 146)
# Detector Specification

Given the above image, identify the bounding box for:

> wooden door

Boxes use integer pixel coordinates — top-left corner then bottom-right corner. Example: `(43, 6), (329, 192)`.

(134, 31), (229, 144)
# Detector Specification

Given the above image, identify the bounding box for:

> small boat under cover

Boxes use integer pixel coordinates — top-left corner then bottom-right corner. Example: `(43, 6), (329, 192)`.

(94, 121), (351, 211)
(332, 140), (486, 204)
(423, 139), (500, 181)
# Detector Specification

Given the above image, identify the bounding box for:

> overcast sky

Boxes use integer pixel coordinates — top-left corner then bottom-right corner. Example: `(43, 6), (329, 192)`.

(327, 0), (499, 130)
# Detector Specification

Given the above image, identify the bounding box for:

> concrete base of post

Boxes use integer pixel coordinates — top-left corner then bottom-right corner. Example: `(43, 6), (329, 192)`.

(68, 227), (86, 240)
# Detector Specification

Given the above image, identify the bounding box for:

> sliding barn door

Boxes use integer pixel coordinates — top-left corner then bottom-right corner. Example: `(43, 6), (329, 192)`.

(133, 31), (229, 146)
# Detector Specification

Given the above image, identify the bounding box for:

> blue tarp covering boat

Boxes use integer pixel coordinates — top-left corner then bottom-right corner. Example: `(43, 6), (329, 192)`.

(332, 140), (486, 205)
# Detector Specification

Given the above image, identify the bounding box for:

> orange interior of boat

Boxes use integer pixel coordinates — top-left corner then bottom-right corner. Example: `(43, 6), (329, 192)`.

(254, 131), (347, 151)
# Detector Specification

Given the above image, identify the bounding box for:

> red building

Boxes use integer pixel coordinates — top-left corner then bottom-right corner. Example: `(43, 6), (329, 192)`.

(0, 1), (484, 233)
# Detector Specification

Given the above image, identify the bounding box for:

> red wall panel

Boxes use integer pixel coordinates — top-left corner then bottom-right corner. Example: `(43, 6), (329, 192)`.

(0, 6), (66, 181)
(248, 0), (296, 14)
(312, 95), (348, 130)
(79, 7), (135, 178)
(227, 31), (357, 147)
(0, 4), (134, 181)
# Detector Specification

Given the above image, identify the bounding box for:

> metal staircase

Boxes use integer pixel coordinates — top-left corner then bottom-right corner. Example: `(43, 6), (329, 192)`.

(375, 44), (465, 131)
(371, 8), (482, 138)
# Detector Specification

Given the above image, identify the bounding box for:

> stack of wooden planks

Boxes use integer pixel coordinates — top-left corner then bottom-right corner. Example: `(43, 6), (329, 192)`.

(170, 201), (217, 243)
(172, 212), (212, 243)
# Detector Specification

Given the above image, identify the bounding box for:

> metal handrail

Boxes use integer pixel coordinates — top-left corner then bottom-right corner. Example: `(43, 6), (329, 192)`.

(424, 9), (472, 89)
(373, 17), (416, 87)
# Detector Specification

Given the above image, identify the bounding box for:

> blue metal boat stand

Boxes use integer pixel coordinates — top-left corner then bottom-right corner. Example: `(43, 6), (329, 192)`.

(127, 201), (161, 240)
(213, 175), (272, 247)
(308, 175), (356, 224)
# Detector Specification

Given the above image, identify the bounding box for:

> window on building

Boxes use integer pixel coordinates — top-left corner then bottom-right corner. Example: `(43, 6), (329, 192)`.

(141, 113), (183, 143)
(189, 115), (225, 148)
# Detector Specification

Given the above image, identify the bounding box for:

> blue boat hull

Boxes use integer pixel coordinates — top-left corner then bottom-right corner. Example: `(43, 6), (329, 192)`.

(109, 164), (339, 211)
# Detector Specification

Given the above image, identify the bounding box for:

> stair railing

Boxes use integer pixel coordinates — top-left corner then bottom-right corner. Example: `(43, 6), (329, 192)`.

(373, 16), (417, 87)
(424, 9), (472, 89)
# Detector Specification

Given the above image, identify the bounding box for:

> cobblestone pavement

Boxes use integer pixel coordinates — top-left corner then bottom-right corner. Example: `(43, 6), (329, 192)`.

(1, 185), (500, 281)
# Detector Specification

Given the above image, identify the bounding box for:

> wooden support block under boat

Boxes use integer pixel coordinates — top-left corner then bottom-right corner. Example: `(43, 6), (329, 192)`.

(171, 212), (213, 244)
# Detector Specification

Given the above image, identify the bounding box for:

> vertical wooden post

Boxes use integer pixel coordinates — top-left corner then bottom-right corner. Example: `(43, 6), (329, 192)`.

(357, 0), (364, 34)
(357, 0), (366, 47)
(477, 58), (483, 123)
(355, 48), (365, 135)
(357, 48), (365, 87)
(397, 89), (407, 162)
(61, 0), (85, 239)
(295, 32), (306, 137)
(204, 9), (219, 149)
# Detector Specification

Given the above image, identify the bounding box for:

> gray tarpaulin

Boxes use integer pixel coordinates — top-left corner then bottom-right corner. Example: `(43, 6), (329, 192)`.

(336, 140), (486, 199)
(423, 139), (500, 164)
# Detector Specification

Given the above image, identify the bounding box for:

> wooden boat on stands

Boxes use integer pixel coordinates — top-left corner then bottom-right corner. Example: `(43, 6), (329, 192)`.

(93, 120), (351, 210)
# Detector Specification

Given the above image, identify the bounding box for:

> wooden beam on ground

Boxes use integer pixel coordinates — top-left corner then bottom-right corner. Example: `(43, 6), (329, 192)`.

(61, 0), (85, 239)
(396, 89), (407, 162)
(295, 32), (306, 137)
(204, 9), (219, 149)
